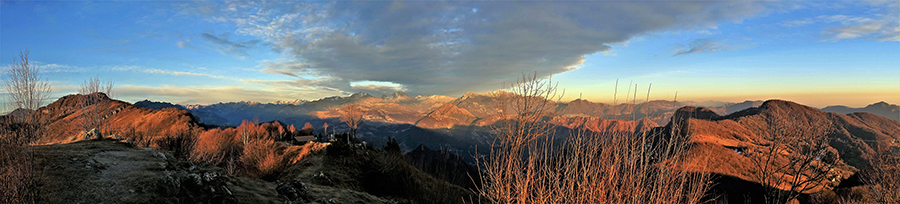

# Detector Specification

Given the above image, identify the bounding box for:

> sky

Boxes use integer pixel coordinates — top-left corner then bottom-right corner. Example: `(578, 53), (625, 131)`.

(1, 0), (898, 108)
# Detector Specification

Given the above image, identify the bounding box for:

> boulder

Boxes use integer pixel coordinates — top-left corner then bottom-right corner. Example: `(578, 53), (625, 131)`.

(277, 180), (311, 201)
(82, 128), (102, 140)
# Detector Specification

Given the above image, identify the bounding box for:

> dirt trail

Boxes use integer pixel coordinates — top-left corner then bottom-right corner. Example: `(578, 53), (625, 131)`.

(93, 148), (166, 199)
(28, 139), (394, 204)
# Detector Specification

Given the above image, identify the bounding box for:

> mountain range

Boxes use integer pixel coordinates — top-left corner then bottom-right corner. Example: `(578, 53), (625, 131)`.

(823, 101), (900, 121)
(133, 91), (895, 132)
(7, 91), (900, 203)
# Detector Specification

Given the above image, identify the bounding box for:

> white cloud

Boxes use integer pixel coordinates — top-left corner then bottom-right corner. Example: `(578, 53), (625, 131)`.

(779, 19), (813, 27)
(601, 50), (617, 57)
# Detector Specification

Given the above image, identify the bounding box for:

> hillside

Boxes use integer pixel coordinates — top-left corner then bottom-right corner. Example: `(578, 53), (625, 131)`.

(663, 100), (900, 200)
(5, 93), (482, 204)
(31, 93), (199, 144)
(416, 103), (477, 129)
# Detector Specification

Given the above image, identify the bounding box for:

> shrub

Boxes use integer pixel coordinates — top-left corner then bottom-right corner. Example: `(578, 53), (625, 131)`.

(191, 128), (241, 166)
(153, 124), (196, 159)
(240, 139), (285, 179)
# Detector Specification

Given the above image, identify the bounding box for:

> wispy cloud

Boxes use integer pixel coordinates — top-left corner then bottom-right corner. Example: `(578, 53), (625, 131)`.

(673, 39), (734, 56)
(112, 65), (232, 80)
(779, 19), (813, 27)
(106, 39), (133, 44)
(200, 32), (260, 59)
(176, 38), (200, 51)
(33, 62), (86, 73)
(84, 48), (135, 53)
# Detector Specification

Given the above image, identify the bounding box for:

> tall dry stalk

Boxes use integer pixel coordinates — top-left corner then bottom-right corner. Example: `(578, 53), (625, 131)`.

(477, 73), (709, 204)
(478, 72), (561, 203)
(0, 134), (35, 204)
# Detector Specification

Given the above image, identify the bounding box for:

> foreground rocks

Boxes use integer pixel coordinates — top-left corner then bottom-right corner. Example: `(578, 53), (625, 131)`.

(29, 139), (255, 204)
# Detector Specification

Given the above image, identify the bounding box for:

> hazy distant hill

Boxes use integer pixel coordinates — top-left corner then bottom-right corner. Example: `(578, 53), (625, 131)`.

(823, 101), (899, 121)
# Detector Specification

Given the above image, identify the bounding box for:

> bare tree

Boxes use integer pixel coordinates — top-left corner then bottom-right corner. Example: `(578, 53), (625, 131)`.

(861, 148), (900, 204)
(77, 76), (115, 137)
(748, 108), (837, 204)
(4, 50), (52, 117)
(3, 50), (52, 144)
(78, 75), (114, 98)
(478, 72), (563, 203)
(340, 104), (364, 142)
(0, 49), (51, 203)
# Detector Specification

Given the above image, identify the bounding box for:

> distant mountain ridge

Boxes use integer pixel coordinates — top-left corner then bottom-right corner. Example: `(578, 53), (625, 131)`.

(134, 100), (232, 126)
(823, 101), (899, 121)
(161, 91), (895, 134)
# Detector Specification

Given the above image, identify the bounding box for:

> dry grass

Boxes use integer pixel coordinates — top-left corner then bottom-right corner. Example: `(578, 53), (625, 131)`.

(478, 73), (710, 204)
(240, 139), (285, 178)
(191, 128), (241, 166)
(0, 117), (40, 204)
(0, 138), (34, 203)
(190, 119), (313, 178)
(285, 142), (329, 164)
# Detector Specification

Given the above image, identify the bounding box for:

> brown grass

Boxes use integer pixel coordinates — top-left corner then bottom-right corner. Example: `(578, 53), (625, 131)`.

(478, 73), (710, 204)
(285, 142), (329, 164)
(191, 128), (241, 166)
(0, 117), (40, 203)
(189, 119), (314, 178)
(0, 139), (34, 203)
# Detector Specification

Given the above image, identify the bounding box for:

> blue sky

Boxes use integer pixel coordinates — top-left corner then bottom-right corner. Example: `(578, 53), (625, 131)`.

(1, 0), (898, 108)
